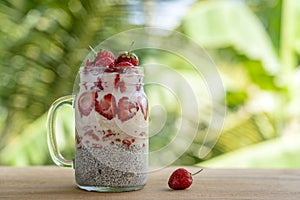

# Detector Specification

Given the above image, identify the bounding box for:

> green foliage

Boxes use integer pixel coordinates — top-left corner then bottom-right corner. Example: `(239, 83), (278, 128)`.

(198, 134), (300, 168)
(0, 0), (139, 153)
(226, 90), (248, 110)
(1, 0), (300, 168)
(182, 0), (280, 73)
(0, 106), (74, 165)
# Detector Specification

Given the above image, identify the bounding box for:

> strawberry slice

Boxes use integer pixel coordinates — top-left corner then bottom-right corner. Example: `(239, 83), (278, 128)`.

(84, 129), (100, 141)
(94, 50), (116, 67)
(117, 97), (139, 122)
(78, 92), (96, 117)
(95, 93), (117, 120)
(137, 95), (148, 120)
(114, 74), (126, 93)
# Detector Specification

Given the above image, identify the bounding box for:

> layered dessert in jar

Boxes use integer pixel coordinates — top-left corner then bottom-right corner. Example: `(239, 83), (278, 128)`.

(74, 48), (148, 192)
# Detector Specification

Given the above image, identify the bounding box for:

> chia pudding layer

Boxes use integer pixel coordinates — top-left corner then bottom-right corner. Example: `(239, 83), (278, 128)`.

(74, 66), (148, 190)
(75, 144), (147, 188)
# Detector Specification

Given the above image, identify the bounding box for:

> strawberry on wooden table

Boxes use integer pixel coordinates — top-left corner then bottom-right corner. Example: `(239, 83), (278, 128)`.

(168, 168), (203, 190)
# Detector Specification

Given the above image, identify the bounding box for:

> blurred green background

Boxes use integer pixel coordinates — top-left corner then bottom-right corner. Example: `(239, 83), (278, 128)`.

(1, 0), (300, 168)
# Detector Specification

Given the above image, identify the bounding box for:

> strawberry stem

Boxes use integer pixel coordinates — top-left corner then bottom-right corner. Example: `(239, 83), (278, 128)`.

(191, 168), (203, 176)
(129, 41), (135, 52)
(89, 45), (97, 56)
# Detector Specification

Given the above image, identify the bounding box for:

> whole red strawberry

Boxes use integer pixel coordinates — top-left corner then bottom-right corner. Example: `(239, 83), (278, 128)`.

(116, 51), (139, 66)
(168, 168), (203, 190)
(94, 50), (116, 67)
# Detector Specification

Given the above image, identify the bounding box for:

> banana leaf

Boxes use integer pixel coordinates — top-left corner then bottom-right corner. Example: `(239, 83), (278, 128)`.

(182, 0), (280, 74)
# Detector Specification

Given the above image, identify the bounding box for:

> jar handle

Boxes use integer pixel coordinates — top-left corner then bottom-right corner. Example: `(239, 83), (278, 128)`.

(46, 95), (75, 167)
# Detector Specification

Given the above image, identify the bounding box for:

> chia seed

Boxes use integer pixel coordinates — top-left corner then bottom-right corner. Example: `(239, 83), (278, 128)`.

(75, 143), (147, 188)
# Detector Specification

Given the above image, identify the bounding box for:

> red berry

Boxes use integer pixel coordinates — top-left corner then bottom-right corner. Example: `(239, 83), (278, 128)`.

(78, 92), (96, 117)
(116, 61), (134, 67)
(117, 97), (139, 122)
(116, 51), (139, 66)
(168, 168), (203, 190)
(94, 50), (116, 67)
(95, 93), (117, 120)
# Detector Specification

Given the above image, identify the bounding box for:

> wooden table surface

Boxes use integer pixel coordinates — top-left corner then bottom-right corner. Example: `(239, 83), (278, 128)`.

(0, 166), (300, 200)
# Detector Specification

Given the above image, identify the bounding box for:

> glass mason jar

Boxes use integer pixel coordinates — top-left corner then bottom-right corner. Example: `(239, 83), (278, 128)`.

(75, 65), (148, 192)
(47, 65), (148, 192)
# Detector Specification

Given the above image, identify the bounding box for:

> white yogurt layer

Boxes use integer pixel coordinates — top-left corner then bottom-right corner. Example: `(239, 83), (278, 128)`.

(75, 67), (148, 149)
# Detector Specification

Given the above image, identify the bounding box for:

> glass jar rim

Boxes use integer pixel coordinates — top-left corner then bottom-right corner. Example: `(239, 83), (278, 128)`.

(78, 65), (144, 75)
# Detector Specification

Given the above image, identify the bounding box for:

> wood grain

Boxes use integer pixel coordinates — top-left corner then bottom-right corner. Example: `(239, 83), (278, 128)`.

(1, 166), (300, 200)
